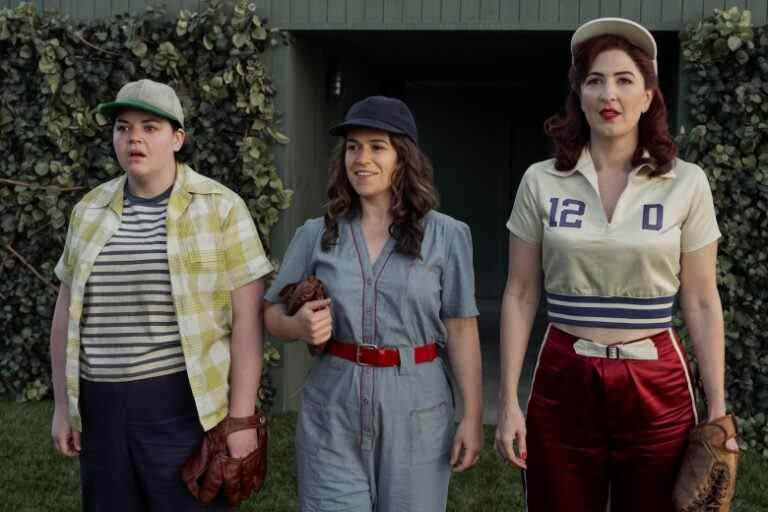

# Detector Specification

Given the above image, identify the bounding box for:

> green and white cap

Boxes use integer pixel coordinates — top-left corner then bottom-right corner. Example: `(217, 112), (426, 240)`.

(98, 79), (185, 128)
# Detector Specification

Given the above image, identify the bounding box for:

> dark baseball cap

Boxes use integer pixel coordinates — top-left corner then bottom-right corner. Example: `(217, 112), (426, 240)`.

(329, 96), (418, 143)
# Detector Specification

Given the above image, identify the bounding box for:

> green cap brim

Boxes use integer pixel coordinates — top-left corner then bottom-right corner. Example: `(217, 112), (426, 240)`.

(97, 98), (183, 127)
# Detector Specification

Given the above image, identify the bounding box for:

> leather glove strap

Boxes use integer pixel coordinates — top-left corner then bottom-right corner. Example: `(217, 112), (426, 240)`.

(692, 414), (738, 447)
(223, 410), (266, 437)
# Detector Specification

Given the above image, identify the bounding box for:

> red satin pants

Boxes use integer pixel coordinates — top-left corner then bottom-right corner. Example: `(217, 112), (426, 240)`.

(523, 325), (697, 512)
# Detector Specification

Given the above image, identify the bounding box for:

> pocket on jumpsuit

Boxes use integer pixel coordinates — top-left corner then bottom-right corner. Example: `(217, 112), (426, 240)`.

(296, 396), (364, 510)
(410, 400), (455, 466)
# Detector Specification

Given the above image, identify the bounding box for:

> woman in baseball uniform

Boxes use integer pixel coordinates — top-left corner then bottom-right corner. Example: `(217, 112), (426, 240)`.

(494, 18), (738, 511)
(264, 96), (483, 511)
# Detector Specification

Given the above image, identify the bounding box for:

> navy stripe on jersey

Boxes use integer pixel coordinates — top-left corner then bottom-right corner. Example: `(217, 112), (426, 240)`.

(80, 185), (185, 382)
(546, 292), (675, 328)
(545, 292), (675, 305)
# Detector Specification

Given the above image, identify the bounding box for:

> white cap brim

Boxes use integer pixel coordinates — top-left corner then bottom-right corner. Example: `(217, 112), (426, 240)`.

(571, 17), (658, 74)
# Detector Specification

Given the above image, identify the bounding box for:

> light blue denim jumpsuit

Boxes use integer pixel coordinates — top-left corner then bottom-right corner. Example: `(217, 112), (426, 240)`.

(265, 211), (478, 512)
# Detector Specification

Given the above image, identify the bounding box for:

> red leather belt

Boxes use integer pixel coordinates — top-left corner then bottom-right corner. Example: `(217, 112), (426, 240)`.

(326, 340), (438, 367)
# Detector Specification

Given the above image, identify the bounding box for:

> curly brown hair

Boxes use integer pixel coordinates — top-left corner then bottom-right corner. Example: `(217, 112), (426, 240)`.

(544, 34), (677, 177)
(321, 133), (439, 258)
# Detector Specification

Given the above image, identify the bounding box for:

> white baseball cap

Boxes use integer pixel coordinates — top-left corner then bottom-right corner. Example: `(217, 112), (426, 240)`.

(571, 17), (658, 74)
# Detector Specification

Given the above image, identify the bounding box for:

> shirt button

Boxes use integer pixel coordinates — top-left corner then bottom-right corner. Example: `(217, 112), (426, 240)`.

(366, 278), (373, 285)
(362, 398), (369, 405)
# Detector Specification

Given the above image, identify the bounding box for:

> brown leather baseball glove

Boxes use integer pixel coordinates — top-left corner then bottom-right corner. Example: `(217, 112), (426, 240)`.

(182, 409), (268, 507)
(673, 414), (739, 512)
(279, 275), (328, 355)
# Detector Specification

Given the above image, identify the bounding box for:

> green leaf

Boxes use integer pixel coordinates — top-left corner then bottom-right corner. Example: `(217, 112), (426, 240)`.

(34, 162), (49, 176)
(61, 80), (76, 95)
(38, 57), (55, 74)
(0, 17), (9, 41)
(176, 19), (189, 36)
(131, 41), (148, 57)
(270, 129), (289, 144)
(232, 32), (249, 48)
(203, 34), (214, 51)
(252, 26), (267, 41)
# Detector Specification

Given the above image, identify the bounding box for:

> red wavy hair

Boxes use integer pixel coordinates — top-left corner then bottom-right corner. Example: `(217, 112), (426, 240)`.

(544, 34), (676, 177)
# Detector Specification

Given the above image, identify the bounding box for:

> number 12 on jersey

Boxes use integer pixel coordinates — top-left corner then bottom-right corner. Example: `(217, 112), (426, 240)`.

(549, 197), (586, 228)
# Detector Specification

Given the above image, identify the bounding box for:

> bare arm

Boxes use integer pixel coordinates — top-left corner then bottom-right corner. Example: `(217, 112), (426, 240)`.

(228, 279), (265, 418)
(50, 284), (80, 456)
(499, 237), (542, 409)
(495, 236), (542, 468)
(679, 242), (726, 421)
(226, 279), (265, 457)
(445, 316), (483, 472)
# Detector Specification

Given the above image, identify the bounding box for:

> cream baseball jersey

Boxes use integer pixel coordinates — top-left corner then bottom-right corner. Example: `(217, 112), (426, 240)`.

(506, 149), (721, 329)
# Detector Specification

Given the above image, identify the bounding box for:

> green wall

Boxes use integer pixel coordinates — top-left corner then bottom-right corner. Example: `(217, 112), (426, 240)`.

(4, 0), (767, 27)
(253, 0), (768, 29)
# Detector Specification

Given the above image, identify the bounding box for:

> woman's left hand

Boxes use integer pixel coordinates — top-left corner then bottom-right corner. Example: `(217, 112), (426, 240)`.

(226, 427), (259, 458)
(450, 416), (484, 472)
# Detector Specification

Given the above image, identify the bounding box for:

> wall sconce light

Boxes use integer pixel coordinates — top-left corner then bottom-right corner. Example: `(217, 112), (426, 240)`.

(328, 60), (342, 100)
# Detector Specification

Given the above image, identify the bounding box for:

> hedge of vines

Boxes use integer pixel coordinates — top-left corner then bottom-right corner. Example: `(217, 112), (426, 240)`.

(0, 0), (291, 410)
(679, 7), (768, 455)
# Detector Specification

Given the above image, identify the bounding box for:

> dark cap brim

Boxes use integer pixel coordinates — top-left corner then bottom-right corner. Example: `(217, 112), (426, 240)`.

(329, 118), (414, 142)
(97, 99), (183, 128)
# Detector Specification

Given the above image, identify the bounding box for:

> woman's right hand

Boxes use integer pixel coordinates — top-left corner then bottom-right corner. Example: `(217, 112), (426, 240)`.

(494, 401), (527, 469)
(292, 298), (333, 346)
(51, 405), (81, 457)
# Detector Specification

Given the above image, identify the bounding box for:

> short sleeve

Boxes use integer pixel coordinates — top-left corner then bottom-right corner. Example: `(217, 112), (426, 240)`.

(222, 197), (273, 290)
(440, 221), (479, 318)
(681, 168), (722, 253)
(54, 208), (80, 287)
(506, 171), (542, 245)
(263, 219), (321, 304)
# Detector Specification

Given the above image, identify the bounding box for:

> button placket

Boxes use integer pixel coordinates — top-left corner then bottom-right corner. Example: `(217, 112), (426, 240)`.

(349, 219), (395, 452)
(360, 275), (376, 450)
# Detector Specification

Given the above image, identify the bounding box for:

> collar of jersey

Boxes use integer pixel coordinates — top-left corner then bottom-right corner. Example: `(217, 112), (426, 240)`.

(544, 148), (677, 180)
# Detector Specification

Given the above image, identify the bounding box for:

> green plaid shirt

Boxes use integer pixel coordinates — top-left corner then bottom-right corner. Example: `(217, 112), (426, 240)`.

(55, 163), (272, 431)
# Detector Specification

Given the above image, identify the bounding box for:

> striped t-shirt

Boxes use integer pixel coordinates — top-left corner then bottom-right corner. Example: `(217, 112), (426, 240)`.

(80, 184), (186, 382)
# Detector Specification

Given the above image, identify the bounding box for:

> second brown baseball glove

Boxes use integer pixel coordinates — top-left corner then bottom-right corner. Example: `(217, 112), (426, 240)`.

(182, 409), (268, 507)
(673, 414), (739, 512)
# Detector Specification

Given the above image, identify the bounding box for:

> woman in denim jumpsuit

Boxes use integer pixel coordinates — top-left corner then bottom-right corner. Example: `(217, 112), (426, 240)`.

(265, 96), (483, 511)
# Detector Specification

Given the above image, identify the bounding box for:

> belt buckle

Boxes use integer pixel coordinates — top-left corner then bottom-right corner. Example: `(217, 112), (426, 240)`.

(356, 343), (378, 366)
(606, 345), (620, 359)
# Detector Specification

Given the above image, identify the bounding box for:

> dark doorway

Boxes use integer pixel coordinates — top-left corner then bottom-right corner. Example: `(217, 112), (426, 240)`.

(403, 68), (563, 422)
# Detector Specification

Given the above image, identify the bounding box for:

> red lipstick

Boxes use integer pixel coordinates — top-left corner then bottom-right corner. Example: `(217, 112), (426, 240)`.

(600, 108), (620, 121)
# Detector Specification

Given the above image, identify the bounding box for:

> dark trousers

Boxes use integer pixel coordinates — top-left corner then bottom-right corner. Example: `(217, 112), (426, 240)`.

(523, 325), (696, 512)
(79, 372), (228, 512)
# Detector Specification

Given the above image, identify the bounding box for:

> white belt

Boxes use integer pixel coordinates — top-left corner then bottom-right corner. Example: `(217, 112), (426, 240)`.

(573, 338), (659, 360)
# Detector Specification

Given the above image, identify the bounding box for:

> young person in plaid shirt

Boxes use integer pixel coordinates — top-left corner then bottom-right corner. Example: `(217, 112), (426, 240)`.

(49, 79), (272, 511)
